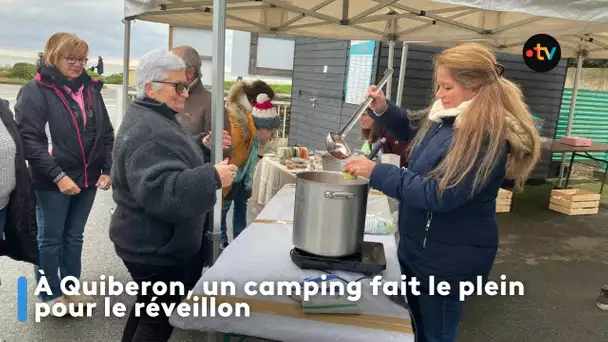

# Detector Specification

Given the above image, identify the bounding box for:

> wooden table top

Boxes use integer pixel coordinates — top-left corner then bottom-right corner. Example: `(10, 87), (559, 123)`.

(541, 139), (608, 153)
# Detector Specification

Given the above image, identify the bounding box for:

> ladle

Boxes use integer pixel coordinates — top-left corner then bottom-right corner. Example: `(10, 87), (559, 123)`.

(325, 68), (394, 159)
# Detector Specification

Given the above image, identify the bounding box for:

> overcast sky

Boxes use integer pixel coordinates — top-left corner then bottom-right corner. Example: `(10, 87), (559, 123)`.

(0, 0), (168, 64)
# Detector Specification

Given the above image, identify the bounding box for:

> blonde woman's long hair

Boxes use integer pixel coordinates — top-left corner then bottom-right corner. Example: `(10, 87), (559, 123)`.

(409, 43), (541, 195)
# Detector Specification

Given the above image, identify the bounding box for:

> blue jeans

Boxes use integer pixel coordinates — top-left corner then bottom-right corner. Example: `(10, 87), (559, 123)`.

(0, 206), (6, 239)
(401, 266), (466, 342)
(34, 188), (97, 302)
(220, 183), (247, 247)
(406, 290), (466, 342)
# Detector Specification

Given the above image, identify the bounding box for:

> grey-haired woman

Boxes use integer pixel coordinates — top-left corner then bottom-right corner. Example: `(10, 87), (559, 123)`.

(109, 49), (237, 341)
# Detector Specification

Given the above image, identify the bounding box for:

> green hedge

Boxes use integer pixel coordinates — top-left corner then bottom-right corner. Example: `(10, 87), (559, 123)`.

(0, 65), (293, 95)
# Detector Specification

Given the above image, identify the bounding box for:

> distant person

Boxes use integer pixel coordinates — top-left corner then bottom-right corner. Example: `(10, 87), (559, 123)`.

(96, 56), (104, 75)
(222, 80), (280, 250)
(171, 45), (231, 158)
(15, 32), (115, 313)
(109, 49), (237, 341)
(36, 52), (44, 69)
(171, 45), (232, 288)
(359, 111), (409, 167)
(0, 98), (38, 265)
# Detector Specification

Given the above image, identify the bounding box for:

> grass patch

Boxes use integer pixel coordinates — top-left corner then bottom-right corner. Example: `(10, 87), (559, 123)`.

(0, 77), (28, 84)
(0, 74), (293, 95)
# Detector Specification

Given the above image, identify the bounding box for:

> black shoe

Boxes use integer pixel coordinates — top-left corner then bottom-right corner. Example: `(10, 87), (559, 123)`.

(597, 284), (608, 311)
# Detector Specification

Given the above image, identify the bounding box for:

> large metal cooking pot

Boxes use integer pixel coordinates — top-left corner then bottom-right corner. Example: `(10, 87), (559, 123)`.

(320, 152), (351, 172)
(292, 171), (369, 257)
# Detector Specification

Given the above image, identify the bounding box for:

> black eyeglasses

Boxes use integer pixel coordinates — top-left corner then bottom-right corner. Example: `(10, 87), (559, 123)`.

(64, 56), (88, 65)
(152, 81), (189, 94)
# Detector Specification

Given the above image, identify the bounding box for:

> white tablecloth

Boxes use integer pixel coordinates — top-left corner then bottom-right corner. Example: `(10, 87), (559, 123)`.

(170, 185), (414, 342)
(250, 157), (298, 207)
(251, 156), (323, 208)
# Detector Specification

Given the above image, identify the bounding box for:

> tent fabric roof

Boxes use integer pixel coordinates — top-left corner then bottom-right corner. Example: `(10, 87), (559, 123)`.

(124, 0), (608, 58)
(429, 33), (608, 59)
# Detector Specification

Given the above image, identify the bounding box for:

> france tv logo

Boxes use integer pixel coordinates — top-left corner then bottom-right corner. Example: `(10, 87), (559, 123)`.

(522, 34), (561, 73)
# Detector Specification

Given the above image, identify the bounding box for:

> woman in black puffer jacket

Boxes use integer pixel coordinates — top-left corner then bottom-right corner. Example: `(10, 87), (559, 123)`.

(15, 32), (115, 312)
(0, 98), (38, 265)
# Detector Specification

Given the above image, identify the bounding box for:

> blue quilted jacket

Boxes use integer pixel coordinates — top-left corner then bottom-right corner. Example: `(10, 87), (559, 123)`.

(369, 101), (508, 297)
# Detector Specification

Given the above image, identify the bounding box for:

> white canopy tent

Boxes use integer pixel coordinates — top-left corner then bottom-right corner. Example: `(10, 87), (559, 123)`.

(122, 0), (608, 264)
(123, 1), (608, 100)
(125, 0), (608, 40)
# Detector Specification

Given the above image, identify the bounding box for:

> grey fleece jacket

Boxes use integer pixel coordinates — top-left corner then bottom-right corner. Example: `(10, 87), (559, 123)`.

(109, 98), (221, 266)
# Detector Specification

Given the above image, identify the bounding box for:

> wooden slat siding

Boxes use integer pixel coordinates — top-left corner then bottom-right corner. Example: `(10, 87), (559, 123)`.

(293, 71), (346, 83)
(290, 37), (350, 150)
(290, 113), (341, 132)
(294, 79), (346, 92)
(341, 102), (367, 152)
(375, 42), (568, 180)
(375, 43), (441, 111)
(295, 49), (351, 59)
(295, 40), (349, 51)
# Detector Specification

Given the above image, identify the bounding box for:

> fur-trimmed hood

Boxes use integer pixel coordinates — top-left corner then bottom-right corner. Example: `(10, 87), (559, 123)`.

(227, 80), (254, 113)
(426, 98), (534, 157)
(227, 80), (255, 141)
(227, 79), (278, 141)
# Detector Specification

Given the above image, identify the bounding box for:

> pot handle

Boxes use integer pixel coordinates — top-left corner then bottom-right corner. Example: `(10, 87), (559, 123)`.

(324, 191), (355, 199)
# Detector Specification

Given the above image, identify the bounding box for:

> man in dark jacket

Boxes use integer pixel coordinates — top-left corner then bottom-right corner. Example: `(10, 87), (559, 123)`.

(171, 45), (231, 158)
(0, 98), (38, 265)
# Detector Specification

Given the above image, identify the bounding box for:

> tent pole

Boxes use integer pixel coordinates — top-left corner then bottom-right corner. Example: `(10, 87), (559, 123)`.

(557, 48), (584, 188)
(395, 43), (408, 108)
(210, 0), (227, 266)
(121, 19), (132, 117)
(386, 40), (395, 100)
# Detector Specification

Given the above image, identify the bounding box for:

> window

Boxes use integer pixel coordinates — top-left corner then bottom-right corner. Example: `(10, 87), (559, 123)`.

(248, 33), (294, 78)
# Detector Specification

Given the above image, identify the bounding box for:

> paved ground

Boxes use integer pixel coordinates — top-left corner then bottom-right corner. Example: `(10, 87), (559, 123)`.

(2, 185), (606, 341)
(0, 83), (121, 123)
(1, 83), (607, 341)
(0, 190), (211, 341)
(459, 183), (608, 341)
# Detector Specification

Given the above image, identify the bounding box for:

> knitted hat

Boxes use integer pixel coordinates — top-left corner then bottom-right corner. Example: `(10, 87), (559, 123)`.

(251, 93), (281, 130)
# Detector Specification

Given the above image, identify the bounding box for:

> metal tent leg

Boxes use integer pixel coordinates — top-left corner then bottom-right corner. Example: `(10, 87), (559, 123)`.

(386, 40), (395, 100)
(395, 43), (408, 108)
(209, 0), (227, 266)
(557, 47), (583, 187)
(121, 19), (132, 116)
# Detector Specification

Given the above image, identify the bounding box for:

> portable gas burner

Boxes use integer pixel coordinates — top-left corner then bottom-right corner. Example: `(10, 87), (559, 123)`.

(290, 241), (386, 276)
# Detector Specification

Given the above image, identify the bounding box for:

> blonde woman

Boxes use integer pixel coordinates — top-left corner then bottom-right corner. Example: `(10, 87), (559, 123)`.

(15, 32), (115, 312)
(345, 43), (541, 341)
